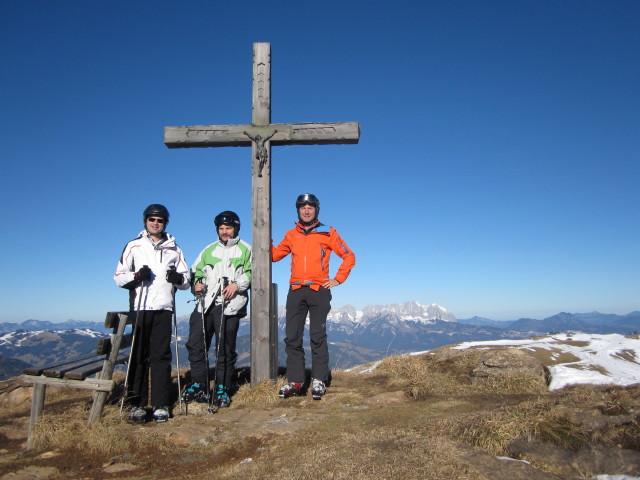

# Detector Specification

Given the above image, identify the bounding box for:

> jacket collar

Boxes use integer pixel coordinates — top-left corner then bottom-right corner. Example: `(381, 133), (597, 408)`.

(218, 236), (240, 247)
(295, 219), (321, 234)
(138, 229), (175, 248)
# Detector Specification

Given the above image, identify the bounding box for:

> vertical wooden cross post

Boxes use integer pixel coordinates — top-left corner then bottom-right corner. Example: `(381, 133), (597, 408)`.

(164, 43), (359, 386)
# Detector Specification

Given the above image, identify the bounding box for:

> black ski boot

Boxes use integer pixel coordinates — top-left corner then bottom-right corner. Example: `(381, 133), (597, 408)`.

(181, 382), (209, 403)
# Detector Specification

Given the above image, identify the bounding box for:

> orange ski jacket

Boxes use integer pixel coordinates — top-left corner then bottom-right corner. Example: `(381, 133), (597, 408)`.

(272, 221), (356, 291)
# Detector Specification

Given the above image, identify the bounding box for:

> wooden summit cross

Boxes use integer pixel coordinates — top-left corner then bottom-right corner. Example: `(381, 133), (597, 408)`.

(164, 42), (360, 386)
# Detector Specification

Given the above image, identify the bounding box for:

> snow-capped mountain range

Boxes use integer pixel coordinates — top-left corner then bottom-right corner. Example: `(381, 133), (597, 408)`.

(1, 302), (639, 379)
(277, 301), (456, 333)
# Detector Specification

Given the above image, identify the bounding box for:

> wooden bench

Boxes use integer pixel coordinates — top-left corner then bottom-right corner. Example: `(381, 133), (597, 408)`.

(22, 311), (132, 449)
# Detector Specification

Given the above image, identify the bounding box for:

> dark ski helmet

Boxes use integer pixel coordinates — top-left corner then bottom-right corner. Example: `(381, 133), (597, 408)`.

(214, 210), (241, 236)
(143, 204), (169, 224)
(296, 193), (320, 217)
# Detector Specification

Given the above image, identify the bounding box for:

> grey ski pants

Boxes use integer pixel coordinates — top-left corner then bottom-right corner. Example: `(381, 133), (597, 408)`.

(284, 286), (332, 384)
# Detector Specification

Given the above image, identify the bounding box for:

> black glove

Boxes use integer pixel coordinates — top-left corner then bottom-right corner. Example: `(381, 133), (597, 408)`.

(166, 267), (183, 285)
(134, 265), (152, 282)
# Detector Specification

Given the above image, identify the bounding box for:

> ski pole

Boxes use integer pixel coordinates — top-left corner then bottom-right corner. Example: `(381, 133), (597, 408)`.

(168, 269), (184, 416)
(196, 278), (211, 404)
(120, 269), (147, 414)
(210, 277), (229, 412)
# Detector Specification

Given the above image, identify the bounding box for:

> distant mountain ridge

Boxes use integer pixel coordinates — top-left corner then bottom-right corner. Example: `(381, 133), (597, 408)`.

(4, 303), (638, 334)
(0, 319), (110, 335)
(458, 311), (640, 335)
(2, 302), (639, 377)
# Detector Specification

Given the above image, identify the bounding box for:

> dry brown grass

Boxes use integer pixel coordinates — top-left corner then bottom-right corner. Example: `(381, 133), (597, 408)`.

(525, 346), (581, 366)
(231, 379), (280, 408)
(373, 351), (547, 398)
(557, 340), (590, 348)
(429, 397), (585, 456)
(214, 405), (488, 480)
(611, 349), (639, 364)
(476, 373), (548, 394)
(5, 348), (640, 480)
(32, 404), (169, 456)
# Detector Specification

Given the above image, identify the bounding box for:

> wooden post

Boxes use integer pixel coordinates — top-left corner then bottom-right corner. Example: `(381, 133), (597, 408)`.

(271, 283), (279, 377)
(26, 383), (46, 450)
(89, 312), (129, 423)
(250, 43), (274, 386)
(164, 43), (360, 387)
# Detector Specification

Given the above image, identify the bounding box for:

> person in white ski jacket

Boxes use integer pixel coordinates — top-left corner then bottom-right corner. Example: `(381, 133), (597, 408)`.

(114, 204), (190, 424)
(182, 210), (251, 408)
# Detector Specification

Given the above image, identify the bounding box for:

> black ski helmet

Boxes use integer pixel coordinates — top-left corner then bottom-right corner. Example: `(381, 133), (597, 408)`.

(296, 193), (320, 217)
(143, 204), (169, 224)
(214, 210), (241, 235)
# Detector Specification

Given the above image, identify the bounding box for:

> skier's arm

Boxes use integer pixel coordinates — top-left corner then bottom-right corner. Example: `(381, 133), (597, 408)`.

(271, 234), (291, 262)
(235, 246), (252, 292)
(190, 246), (210, 285)
(330, 228), (356, 285)
(114, 243), (137, 289)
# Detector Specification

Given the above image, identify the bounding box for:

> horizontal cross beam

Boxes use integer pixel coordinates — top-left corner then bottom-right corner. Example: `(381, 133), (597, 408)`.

(164, 122), (360, 148)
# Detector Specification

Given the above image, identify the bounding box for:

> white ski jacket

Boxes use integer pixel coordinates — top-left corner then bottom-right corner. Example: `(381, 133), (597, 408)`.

(114, 230), (190, 311)
(191, 236), (252, 316)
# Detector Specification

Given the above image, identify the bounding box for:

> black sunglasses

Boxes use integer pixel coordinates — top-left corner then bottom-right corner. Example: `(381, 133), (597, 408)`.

(147, 217), (165, 224)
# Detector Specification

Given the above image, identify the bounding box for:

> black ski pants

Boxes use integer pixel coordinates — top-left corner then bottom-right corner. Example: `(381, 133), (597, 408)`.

(185, 304), (241, 390)
(127, 309), (173, 408)
(284, 286), (332, 384)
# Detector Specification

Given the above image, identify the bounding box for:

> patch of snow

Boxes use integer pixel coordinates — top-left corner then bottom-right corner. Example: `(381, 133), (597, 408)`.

(594, 476), (640, 480)
(452, 333), (640, 391)
(409, 350), (431, 356)
(496, 456), (531, 464)
(347, 360), (383, 374)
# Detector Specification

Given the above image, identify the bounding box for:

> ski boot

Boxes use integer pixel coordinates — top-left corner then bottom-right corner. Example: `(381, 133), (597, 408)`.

(278, 382), (304, 398)
(129, 406), (147, 424)
(311, 379), (326, 400)
(181, 382), (209, 403)
(153, 406), (169, 423)
(213, 384), (231, 408)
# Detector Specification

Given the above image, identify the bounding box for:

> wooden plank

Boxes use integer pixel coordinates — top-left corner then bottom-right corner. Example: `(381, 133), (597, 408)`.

(104, 311), (130, 329)
(164, 122), (360, 148)
(62, 359), (108, 380)
(65, 352), (128, 381)
(253, 42), (271, 126)
(96, 337), (110, 355)
(22, 375), (115, 392)
(250, 42), (275, 386)
(23, 353), (98, 376)
(96, 332), (132, 355)
(43, 355), (107, 378)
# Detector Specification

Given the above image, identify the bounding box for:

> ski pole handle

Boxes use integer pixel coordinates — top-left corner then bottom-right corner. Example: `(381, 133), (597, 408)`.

(194, 277), (207, 297)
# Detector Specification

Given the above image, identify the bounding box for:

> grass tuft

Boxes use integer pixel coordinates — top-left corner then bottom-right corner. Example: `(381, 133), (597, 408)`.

(231, 379), (279, 408)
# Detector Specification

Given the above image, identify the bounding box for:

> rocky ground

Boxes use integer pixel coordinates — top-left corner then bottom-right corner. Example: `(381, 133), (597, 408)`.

(1, 346), (640, 479)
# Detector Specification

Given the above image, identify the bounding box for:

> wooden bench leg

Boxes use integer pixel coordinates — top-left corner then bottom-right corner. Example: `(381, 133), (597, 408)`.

(27, 383), (46, 450)
(88, 391), (108, 424)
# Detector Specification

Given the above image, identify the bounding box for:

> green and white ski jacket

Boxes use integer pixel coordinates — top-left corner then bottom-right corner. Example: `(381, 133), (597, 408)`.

(191, 236), (252, 316)
(114, 230), (191, 311)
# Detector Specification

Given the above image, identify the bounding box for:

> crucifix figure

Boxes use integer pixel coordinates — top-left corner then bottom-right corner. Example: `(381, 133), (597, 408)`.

(243, 129), (277, 177)
(164, 43), (360, 386)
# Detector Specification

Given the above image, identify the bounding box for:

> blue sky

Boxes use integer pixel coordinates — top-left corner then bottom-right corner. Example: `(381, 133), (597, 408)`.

(1, 1), (638, 322)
